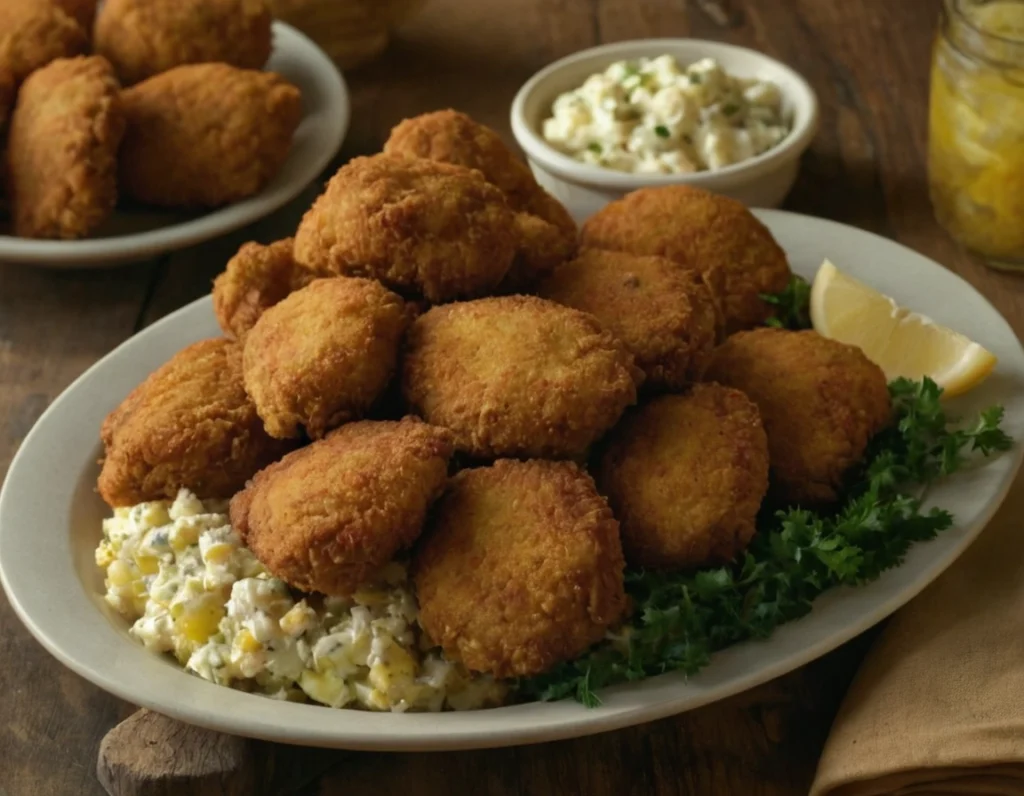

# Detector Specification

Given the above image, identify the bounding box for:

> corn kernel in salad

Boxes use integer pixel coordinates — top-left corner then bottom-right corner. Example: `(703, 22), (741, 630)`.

(96, 489), (506, 712)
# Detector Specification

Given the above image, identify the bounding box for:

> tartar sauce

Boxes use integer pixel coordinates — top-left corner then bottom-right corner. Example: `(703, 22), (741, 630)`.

(96, 489), (505, 712)
(542, 55), (791, 173)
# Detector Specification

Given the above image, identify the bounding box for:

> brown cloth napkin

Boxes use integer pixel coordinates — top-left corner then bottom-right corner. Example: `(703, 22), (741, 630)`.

(810, 473), (1024, 796)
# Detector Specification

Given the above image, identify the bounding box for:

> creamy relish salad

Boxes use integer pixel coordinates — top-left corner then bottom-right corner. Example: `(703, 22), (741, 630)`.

(96, 490), (505, 712)
(542, 55), (791, 173)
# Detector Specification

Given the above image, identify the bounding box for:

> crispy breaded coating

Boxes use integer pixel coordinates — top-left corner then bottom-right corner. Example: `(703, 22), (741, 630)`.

(501, 211), (578, 294)
(414, 459), (627, 678)
(538, 249), (719, 391)
(98, 338), (293, 507)
(598, 384), (769, 570)
(384, 109), (576, 236)
(402, 296), (642, 459)
(119, 64), (302, 209)
(580, 185), (792, 334)
(0, 1), (87, 86)
(384, 110), (578, 291)
(705, 329), (892, 506)
(95, 0), (272, 86)
(243, 277), (411, 439)
(212, 239), (320, 340)
(293, 155), (519, 303)
(7, 56), (124, 239)
(231, 418), (453, 596)
(54, 0), (98, 33)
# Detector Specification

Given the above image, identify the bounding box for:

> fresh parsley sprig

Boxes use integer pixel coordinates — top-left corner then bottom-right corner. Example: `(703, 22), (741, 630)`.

(762, 275), (812, 330)
(515, 378), (1012, 706)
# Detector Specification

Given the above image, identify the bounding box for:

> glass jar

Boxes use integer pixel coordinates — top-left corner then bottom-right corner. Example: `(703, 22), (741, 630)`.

(929, 0), (1024, 270)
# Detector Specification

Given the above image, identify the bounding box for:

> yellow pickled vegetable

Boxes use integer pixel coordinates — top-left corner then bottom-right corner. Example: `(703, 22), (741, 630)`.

(176, 596), (224, 643)
(929, 1), (1024, 264)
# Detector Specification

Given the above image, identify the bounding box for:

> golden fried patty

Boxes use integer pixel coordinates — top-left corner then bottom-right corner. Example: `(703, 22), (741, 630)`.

(384, 109), (576, 236)
(99, 338), (292, 507)
(95, 0), (272, 85)
(7, 55), (124, 239)
(0, 0), (87, 85)
(231, 418), (453, 597)
(705, 328), (892, 506)
(538, 248), (719, 391)
(243, 277), (410, 439)
(118, 64), (302, 208)
(402, 295), (642, 459)
(384, 110), (578, 291)
(580, 185), (792, 334)
(414, 459), (628, 678)
(598, 384), (769, 570)
(294, 154), (520, 303)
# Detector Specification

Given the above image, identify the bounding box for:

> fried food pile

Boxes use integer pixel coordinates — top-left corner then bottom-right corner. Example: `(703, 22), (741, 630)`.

(98, 109), (893, 688)
(1, 0), (301, 240)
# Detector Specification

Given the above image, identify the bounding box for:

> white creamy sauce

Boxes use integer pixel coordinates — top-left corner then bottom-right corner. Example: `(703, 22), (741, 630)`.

(542, 55), (791, 173)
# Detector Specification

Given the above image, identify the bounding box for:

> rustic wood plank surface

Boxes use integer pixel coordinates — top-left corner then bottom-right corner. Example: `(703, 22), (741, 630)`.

(2, 1), (1021, 794)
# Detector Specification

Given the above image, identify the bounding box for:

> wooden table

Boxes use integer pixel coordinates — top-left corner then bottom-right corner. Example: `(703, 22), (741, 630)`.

(3, 1), (1022, 794)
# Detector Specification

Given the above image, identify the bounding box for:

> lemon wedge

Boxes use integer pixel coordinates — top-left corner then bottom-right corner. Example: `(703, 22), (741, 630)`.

(809, 259), (997, 397)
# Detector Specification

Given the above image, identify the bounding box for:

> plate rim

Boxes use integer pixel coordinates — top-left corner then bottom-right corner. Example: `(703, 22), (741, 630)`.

(2, 209), (1023, 751)
(0, 21), (349, 268)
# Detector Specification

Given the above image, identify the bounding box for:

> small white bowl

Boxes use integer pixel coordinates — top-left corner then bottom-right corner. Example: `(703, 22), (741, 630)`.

(510, 39), (819, 223)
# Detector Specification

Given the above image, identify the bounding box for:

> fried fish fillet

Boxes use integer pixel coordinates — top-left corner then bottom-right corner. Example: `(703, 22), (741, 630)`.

(99, 338), (293, 507)
(294, 155), (519, 303)
(402, 295), (642, 459)
(414, 459), (627, 678)
(231, 418), (453, 596)
(119, 64), (302, 208)
(7, 56), (124, 239)
(0, 0), (87, 86)
(581, 185), (792, 334)
(705, 328), (892, 506)
(538, 248), (719, 391)
(95, 0), (272, 85)
(243, 277), (411, 439)
(598, 384), (770, 570)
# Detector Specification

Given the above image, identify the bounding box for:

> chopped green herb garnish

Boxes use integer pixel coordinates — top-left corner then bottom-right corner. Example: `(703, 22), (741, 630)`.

(654, 125), (670, 138)
(762, 275), (812, 330)
(587, 142), (602, 154)
(722, 102), (741, 115)
(515, 378), (1012, 705)
(689, 73), (703, 84)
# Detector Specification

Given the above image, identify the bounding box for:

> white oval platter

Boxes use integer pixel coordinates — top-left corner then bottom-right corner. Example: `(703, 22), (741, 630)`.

(1, 211), (1022, 750)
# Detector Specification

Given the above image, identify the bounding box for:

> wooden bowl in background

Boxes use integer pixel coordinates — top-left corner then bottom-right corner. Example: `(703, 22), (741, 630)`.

(267, 0), (425, 69)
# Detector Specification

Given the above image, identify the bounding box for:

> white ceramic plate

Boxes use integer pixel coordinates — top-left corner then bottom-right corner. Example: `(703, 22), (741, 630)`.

(0, 22), (349, 269)
(2, 211), (1022, 751)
